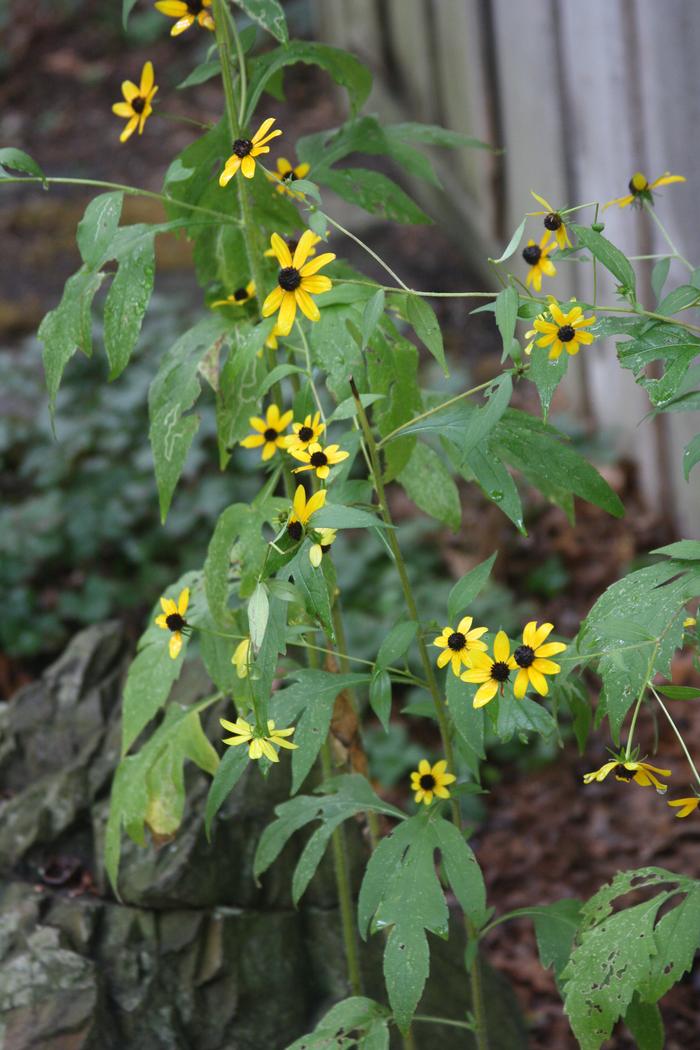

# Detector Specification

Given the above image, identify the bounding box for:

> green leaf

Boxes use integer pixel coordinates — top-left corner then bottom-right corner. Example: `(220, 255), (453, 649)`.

(494, 287), (519, 357)
(216, 322), (270, 466)
(76, 192), (123, 270)
(369, 670), (392, 731)
(327, 392), (386, 422)
(638, 882), (700, 1001)
(248, 582), (269, 651)
(103, 227), (155, 379)
(533, 899), (582, 984)
(651, 539), (700, 560)
(528, 342), (569, 418)
(234, 0), (287, 43)
(572, 224), (636, 298)
(285, 997), (391, 1050)
(376, 620), (418, 670)
(386, 121), (492, 152)
(245, 41), (371, 123)
(490, 216), (526, 264)
(257, 362), (305, 399)
(319, 167), (432, 226)
(617, 321), (700, 408)
(624, 996), (664, 1050)
(656, 684), (700, 700)
(405, 295), (448, 374)
(148, 314), (230, 522)
(285, 543), (335, 639)
(177, 58), (222, 90)
(122, 0), (138, 27)
(362, 289), (386, 346)
(397, 442), (461, 530)
(0, 146), (47, 185)
(461, 443), (525, 533)
(655, 284), (700, 316)
(204, 744), (249, 837)
(459, 373), (512, 462)
(39, 268), (105, 412)
(683, 434), (700, 481)
(311, 504), (387, 530)
(447, 553), (496, 623)
(366, 324), (422, 481)
(651, 257), (670, 302)
(430, 816), (487, 928)
(446, 672), (485, 760)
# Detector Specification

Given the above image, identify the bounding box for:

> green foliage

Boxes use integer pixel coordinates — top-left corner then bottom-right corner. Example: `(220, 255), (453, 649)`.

(0, 146), (47, 184)
(397, 441), (461, 530)
(448, 554), (497, 622)
(246, 42), (371, 123)
(285, 997), (391, 1050)
(234, 0), (288, 44)
(572, 224), (637, 299)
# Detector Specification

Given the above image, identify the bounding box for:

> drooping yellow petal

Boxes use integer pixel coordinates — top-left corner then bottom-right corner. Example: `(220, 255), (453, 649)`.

(295, 287), (320, 322)
(262, 284), (284, 317)
(473, 680), (499, 708)
(169, 631), (183, 659)
(277, 291), (297, 335)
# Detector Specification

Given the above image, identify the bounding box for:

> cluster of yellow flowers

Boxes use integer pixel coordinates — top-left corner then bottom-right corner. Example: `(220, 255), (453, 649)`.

(241, 403), (349, 479)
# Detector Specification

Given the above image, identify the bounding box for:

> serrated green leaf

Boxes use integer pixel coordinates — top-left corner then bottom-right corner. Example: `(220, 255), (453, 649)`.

(430, 816), (487, 928)
(285, 997), (391, 1050)
(617, 321), (700, 408)
(461, 443), (525, 533)
(103, 227), (155, 379)
(638, 882), (700, 1001)
(656, 284), (700, 316)
(652, 539), (700, 560)
(446, 672), (485, 759)
(0, 146), (47, 184)
(528, 343), (569, 418)
(572, 224), (636, 298)
(397, 442), (461, 530)
(366, 324), (422, 481)
(76, 192), (123, 270)
(285, 543), (335, 638)
(447, 553), (497, 622)
(234, 0), (287, 42)
(533, 899), (582, 983)
(216, 322), (270, 466)
(651, 257), (670, 302)
(405, 294), (448, 373)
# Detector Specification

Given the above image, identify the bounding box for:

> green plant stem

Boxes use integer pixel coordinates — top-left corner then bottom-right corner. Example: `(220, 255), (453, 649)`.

(643, 200), (694, 273)
(650, 685), (700, 788)
(0, 175), (241, 225)
(350, 378), (489, 1050)
(225, 4), (248, 126)
(154, 108), (213, 130)
(320, 210), (412, 290)
(412, 1014), (476, 1032)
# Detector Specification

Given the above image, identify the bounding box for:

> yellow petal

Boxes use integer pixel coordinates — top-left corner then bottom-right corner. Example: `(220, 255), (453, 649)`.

(513, 668), (529, 699)
(140, 60), (155, 95)
(473, 680), (498, 707)
(178, 587), (190, 615)
(252, 117), (277, 143)
(493, 630), (510, 662)
(277, 291), (297, 335)
(171, 15), (195, 35)
(169, 632), (183, 659)
(120, 117), (139, 143)
(269, 232), (293, 268)
(292, 230), (321, 270)
(262, 284), (284, 317)
(241, 154), (256, 179)
(299, 252), (336, 277)
(113, 102), (133, 117)
(295, 287), (320, 322)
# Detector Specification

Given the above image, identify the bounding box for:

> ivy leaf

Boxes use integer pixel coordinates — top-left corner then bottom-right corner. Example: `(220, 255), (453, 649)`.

(447, 553), (496, 622)
(0, 146), (47, 185)
(397, 441), (461, 530)
(572, 224), (636, 299)
(404, 294), (448, 374)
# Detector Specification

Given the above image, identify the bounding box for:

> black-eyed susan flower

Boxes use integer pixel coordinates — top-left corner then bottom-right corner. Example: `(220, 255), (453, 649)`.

(309, 527), (337, 567)
(232, 637), (251, 678)
(155, 587), (190, 659)
(219, 118), (282, 183)
(112, 61), (158, 143)
(211, 281), (255, 308)
(668, 796), (700, 818)
(285, 411), (325, 453)
(532, 301), (596, 360)
(410, 759), (456, 806)
(286, 484), (326, 542)
(262, 231), (335, 336)
(265, 232), (321, 261)
(154, 0), (214, 34)
(433, 616), (488, 677)
(604, 171), (686, 210)
(529, 191), (572, 251)
(583, 758), (671, 793)
(270, 157), (311, 196)
(522, 234), (556, 291)
(461, 630), (517, 708)
(240, 403), (293, 461)
(220, 717), (297, 762)
(512, 621), (567, 698)
(290, 441), (349, 480)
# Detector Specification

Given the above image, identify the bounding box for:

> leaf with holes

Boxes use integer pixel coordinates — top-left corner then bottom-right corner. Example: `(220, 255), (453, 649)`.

(285, 997), (391, 1050)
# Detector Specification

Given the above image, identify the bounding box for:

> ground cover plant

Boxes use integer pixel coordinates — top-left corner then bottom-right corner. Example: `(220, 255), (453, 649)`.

(4, 1), (700, 1045)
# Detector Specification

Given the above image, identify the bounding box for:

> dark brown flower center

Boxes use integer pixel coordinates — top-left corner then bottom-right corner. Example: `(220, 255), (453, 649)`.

(522, 244), (542, 265)
(188, 0), (207, 12)
(166, 613), (186, 633)
(557, 325), (575, 343)
(287, 520), (303, 541)
(310, 451), (328, 467)
(615, 765), (635, 781)
(232, 138), (253, 158)
(629, 176), (648, 195)
(491, 661), (511, 683)
(298, 425), (314, 442)
(282, 170), (298, 181)
(131, 96), (146, 114)
(287, 238), (299, 253)
(320, 543), (332, 553)
(447, 631), (466, 652)
(544, 212), (562, 231)
(419, 774), (436, 790)
(278, 266), (301, 291)
(514, 644), (535, 668)
(233, 286), (249, 301)
(264, 427), (279, 442)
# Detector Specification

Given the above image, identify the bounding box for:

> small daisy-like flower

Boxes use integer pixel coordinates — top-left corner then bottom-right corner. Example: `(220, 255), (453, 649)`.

(410, 759), (456, 806)
(219, 117), (283, 184)
(461, 630), (517, 709)
(290, 441), (349, 480)
(512, 621), (566, 698)
(262, 231), (335, 336)
(211, 281), (255, 308)
(112, 61), (158, 143)
(285, 411), (325, 453)
(309, 527), (337, 567)
(286, 484), (326, 542)
(528, 191), (572, 251)
(604, 171), (686, 210)
(668, 796), (700, 818)
(220, 717), (297, 762)
(154, 587), (190, 659)
(265, 232), (321, 261)
(270, 157), (311, 196)
(583, 759), (671, 793)
(232, 637), (251, 678)
(433, 616), (489, 677)
(240, 403), (293, 461)
(522, 234), (557, 292)
(154, 0), (214, 35)
(533, 301), (596, 360)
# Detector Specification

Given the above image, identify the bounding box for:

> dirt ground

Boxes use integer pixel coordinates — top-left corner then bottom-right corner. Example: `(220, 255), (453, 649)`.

(2, 6), (699, 1048)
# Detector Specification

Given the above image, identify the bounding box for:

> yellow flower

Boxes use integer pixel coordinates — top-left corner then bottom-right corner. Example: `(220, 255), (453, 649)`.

(460, 630), (517, 708)
(684, 616), (697, 629)
(583, 759), (671, 793)
(154, 0), (214, 34)
(285, 411), (326, 453)
(154, 587), (190, 659)
(433, 616), (489, 677)
(112, 61), (158, 143)
(309, 527), (337, 567)
(219, 117), (282, 183)
(668, 796), (700, 818)
(290, 441), (349, 480)
(270, 156), (311, 196)
(262, 230), (335, 336)
(265, 232), (321, 261)
(522, 234), (556, 291)
(211, 281), (255, 308)
(240, 403), (293, 461)
(286, 484), (327, 542)
(265, 323), (285, 350)
(604, 171), (686, 210)
(528, 191), (572, 251)
(220, 717), (297, 763)
(533, 301), (596, 360)
(232, 638), (251, 678)
(512, 621), (566, 698)
(410, 759), (456, 806)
